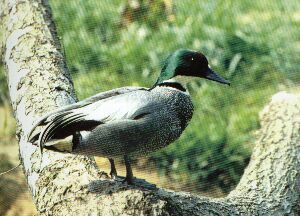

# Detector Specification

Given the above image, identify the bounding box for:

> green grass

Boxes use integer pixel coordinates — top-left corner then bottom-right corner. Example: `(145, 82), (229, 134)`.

(0, 65), (9, 104)
(0, 0), (299, 194)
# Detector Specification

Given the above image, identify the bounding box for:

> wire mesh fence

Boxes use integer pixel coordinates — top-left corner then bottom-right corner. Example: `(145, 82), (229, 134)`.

(0, 0), (299, 214)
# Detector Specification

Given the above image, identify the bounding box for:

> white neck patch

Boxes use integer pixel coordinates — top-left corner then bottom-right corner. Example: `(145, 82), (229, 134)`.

(161, 75), (192, 95)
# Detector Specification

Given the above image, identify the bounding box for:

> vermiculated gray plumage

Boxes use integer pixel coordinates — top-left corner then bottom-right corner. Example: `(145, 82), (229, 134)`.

(28, 86), (193, 158)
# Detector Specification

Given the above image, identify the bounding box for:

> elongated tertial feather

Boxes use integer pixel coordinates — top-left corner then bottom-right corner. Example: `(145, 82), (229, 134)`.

(37, 112), (86, 155)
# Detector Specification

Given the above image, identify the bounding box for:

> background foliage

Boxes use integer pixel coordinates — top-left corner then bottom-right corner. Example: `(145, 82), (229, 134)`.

(0, 1), (299, 212)
(49, 0), (300, 193)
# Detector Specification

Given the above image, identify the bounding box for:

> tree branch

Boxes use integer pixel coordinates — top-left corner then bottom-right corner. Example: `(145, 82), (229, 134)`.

(2, 0), (300, 215)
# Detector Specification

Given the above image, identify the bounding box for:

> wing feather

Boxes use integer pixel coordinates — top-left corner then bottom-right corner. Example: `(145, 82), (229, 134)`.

(28, 87), (146, 142)
(42, 113), (85, 144)
(37, 112), (95, 153)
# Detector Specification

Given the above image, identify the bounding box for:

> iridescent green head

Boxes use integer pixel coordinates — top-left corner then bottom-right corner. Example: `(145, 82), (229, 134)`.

(154, 49), (230, 87)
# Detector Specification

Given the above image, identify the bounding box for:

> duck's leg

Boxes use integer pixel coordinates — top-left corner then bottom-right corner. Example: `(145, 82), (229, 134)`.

(123, 155), (134, 184)
(108, 158), (117, 179)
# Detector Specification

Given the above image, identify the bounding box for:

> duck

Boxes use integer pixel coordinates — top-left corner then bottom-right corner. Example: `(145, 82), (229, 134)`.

(28, 49), (230, 184)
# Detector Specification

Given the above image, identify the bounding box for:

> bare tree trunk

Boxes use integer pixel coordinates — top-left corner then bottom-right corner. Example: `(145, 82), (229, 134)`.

(1, 0), (300, 215)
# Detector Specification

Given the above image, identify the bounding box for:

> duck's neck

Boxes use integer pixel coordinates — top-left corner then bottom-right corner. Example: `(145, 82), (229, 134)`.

(158, 76), (191, 94)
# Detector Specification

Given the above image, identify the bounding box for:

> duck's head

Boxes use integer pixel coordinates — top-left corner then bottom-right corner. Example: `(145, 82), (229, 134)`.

(153, 49), (230, 88)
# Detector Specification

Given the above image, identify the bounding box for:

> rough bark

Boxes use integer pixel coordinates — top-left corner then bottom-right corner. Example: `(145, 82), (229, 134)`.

(1, 0), (300, 215)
